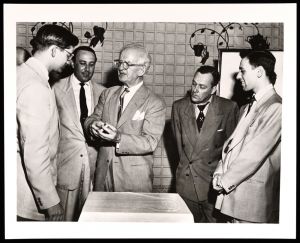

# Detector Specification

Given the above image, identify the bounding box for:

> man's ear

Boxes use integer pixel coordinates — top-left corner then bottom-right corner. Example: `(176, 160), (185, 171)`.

(50, 45), (57, 58)
(211, 85), (217, 94)
(70, 59), (75, 69)
(137, 65), (146, 77)
(257, 66), (264, 78)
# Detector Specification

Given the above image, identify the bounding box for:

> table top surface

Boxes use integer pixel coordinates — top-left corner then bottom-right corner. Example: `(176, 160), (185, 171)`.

(79, 192), (193, 223)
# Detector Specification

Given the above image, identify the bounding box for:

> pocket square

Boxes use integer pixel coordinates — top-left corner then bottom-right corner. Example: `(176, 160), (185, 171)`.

(217, 129), (224, 132)
(132, 110), (145, 121)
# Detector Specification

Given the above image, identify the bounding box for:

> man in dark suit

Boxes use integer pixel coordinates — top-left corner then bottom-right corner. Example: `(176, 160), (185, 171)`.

(171, 65), (239, 222)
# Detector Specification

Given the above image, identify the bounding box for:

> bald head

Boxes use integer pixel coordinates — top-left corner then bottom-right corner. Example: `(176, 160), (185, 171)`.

(120, 43), (151, 72)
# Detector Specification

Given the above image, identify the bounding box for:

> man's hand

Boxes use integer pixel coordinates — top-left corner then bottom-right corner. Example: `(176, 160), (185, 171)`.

(212, 174), (224, 192)
(98, 122), (121, 143)
(45, 203), (64, 221)
(89, 120), (105, 138)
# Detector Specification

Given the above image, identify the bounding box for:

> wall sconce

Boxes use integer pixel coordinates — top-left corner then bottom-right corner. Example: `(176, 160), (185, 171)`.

(245, 23), (270, 50)
(84, 23), (107, 48)
(192, 42), (209, 64)
(189, 23), (243, 64)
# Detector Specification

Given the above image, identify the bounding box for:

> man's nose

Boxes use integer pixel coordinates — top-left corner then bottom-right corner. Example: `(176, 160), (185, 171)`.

(118, 63), (126, 71)
(193, 85), (200, 92)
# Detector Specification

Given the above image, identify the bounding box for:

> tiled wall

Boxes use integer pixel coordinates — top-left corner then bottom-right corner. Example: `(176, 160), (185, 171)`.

(16, 22), (284, 192)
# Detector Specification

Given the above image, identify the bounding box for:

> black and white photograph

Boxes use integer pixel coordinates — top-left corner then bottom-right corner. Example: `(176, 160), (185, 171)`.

(4, 3), (296, 239)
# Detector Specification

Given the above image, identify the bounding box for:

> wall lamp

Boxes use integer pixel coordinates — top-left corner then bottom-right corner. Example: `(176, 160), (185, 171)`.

(84, 22), (108, 48)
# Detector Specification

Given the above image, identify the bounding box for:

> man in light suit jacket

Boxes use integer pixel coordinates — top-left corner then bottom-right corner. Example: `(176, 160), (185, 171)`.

(85, 43), (166, 192)
(17, 24), (79, 221)
(171, 66), (239, 222)
(213, 50), (281, 223)
(53, 46), (105, 221)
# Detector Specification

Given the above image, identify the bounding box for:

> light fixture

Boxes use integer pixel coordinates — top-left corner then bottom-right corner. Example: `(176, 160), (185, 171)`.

(245, 23), (270, 50)
(84, 23), (108, 48)
(189, 23), (243, 64)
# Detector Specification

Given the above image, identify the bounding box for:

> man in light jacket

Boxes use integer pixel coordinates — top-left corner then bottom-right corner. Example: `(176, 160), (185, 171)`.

(53, 46), (105, 221)
(17, 24), (79, 221)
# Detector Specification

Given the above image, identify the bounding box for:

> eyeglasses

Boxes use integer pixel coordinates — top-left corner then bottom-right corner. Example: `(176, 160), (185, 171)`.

(62, 48), (74, 61)
(113, 59), (145, 70)
(56, 46), (74, 61)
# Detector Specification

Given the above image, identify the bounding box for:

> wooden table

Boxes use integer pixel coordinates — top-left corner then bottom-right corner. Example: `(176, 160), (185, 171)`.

(78, 192), (194, 223)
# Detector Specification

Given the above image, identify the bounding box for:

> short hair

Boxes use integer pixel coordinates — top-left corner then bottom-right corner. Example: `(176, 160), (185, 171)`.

(30, 24), (79, 55)
(120, 43), (152, 72)
(16, 47), (31, 65)
(72, 45), (97, 62)
(195, 65), (220, 87)
(244, 50), (277, 85)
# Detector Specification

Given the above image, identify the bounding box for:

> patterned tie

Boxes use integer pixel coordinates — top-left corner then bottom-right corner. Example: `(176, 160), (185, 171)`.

(79, 82), (88, 130)
(196, 103), (208, 132)
(245, 95), (256, 116)
(117, 87), (129, 122)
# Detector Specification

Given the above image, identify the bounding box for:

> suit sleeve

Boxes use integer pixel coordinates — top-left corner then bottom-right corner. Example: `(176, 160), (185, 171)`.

(116, 97), (166, 154)
(221, 103), (282, 193)
(213, 102), (239, 176)
(84, 89), (106, 140)
(171, 102), (182, 160)
(17, 83), (60, 210)
(225, 102), (239, 138)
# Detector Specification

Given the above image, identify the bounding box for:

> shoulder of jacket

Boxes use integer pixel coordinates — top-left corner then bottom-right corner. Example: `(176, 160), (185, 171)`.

(174, 96), (189, 105)
(215, 95), (238, 108)
(52, 77), (70, 90)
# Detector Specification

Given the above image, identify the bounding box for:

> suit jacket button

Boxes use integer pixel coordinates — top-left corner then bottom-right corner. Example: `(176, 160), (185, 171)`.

(189, 161), (193, 164)
(185, 173), (189, 176)
(208, 161), (211, 164)
(80, 154), (83, 157)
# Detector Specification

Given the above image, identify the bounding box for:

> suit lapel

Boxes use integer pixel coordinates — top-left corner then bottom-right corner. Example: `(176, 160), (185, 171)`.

(117, 85), (148, 129)
(107, 86), (122, 126)
(60, 77), (83, 134)
(228, 88), (277, 152)
(191, 96), (223, 160)
(182, 99), (198, 151)
(90, 82), (95, 110)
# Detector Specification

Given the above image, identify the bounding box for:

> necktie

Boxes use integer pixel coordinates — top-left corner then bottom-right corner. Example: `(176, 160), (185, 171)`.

(196, 103), (208, 132)
(117, 87), (129, 122)
(79, 82), (88, 130)
(245, 95), (256, 116)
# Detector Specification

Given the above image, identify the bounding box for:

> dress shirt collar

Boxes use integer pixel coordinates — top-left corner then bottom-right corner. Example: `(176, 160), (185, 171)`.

(26, 57), (49, 82)
(71, 73), (91, 87)
(193, 94), (213, 109)
(124, 81), (143, 93)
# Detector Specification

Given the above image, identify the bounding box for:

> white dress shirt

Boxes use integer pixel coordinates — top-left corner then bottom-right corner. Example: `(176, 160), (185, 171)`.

(193, 95), (213, 119)
(71, 74), (92, 118)
(122, 81), (144, 112)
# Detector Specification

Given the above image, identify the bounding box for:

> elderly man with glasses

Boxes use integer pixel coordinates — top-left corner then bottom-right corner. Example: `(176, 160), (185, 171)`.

(84, 43), (166, 193)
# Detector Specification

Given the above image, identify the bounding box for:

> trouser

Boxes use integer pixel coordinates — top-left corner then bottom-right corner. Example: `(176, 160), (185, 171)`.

(227, 217), (258, 223)
(182, 197), (226, 223)
(17, 216), (39, 221)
